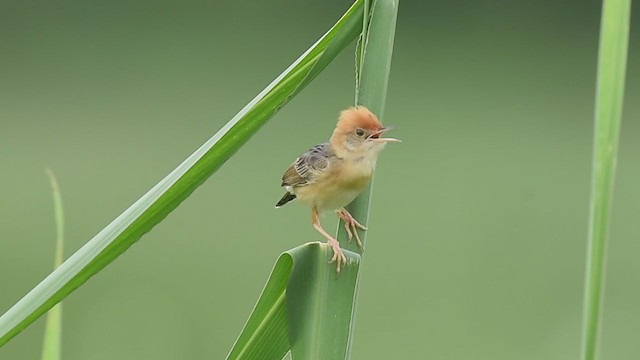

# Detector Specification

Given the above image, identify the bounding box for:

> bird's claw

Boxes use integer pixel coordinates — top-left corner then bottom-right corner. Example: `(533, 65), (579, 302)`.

(344, 222), (354, 241)
(327, 238), (347, 273)
(337, 209), (366, 251)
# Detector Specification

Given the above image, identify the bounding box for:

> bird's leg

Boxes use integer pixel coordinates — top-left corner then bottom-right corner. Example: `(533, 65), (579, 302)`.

(312, 207), (347, 273)
(337, 208), (367, 250)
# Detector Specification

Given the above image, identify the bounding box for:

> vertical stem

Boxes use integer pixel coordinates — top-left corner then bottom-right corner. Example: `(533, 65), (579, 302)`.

(338, 0), (399, 357)
(581, 1), (630, 359)
(339, 0), (399, 254)
(42, 169), (64, 360)
(45, 169), (65, 269)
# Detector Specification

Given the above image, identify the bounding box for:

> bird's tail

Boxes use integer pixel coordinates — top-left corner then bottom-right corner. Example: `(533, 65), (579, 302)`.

(275, 192), (296, 208)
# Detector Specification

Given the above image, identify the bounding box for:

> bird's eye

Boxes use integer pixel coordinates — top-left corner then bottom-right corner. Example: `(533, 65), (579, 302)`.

(355, 128), (365, 137)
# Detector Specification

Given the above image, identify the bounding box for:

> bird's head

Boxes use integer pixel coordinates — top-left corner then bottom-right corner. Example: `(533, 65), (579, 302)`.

(330, 106), (400, 158)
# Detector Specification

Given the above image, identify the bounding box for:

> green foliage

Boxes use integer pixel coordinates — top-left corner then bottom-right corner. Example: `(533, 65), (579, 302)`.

(0, 0), (364, 347)
(581, 0), (631, 359)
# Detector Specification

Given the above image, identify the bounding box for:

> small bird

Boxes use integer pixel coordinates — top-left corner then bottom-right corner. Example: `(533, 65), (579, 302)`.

(275, 106), (400, 272)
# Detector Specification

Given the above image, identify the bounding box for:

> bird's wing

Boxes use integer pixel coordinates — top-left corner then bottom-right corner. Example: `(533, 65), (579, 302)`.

(281, 143), (335, 187)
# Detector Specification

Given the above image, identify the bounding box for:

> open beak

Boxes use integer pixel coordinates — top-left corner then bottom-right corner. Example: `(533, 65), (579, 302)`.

(368, 126), (401, 143)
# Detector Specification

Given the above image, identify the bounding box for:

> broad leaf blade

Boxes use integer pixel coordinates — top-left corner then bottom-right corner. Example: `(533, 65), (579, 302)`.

(287, 244), (360, 360)
(0, 0), (364, 346)
(226, 243), (360, 360)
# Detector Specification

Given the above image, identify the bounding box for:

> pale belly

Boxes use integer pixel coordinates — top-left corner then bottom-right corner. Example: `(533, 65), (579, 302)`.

(293, 167), (373, 212)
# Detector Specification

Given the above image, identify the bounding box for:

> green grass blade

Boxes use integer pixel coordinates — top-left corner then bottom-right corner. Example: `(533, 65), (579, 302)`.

(339, 0), (399, 255)
(341, 0), (399, 357)
(226, 243), (360, 360)
(44, 169), (65, 272)
(41, 169), (64, 360)
(0, 0), (364, 347)
(354, 0), (371, 87)
(581, 1), (631, 359)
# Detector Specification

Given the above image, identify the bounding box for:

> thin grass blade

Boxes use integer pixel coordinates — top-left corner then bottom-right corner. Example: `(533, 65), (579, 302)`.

(581, 0), (631, 359)
(41, 169), (64, 360)
(354, 0), (372, 87)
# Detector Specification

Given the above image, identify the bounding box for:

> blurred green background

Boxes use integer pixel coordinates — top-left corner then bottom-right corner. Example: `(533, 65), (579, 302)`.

(1, 0), (639, 359)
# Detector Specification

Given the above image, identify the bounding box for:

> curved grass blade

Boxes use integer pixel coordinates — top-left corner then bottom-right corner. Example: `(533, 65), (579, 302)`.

(226, 243), (360, 360)
(41, 169), (64, 360)
(0, 0), (364, 347)
(581, 0), (631, 359)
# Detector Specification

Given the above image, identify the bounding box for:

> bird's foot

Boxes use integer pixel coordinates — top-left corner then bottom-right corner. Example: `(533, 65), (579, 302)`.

(312, 207), (348, 273)
(337, 208), (367, 250)
(326, 237), (347, 273)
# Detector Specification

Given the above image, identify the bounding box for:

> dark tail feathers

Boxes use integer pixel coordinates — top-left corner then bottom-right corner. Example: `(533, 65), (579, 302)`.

(275, 192), (296, 208)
